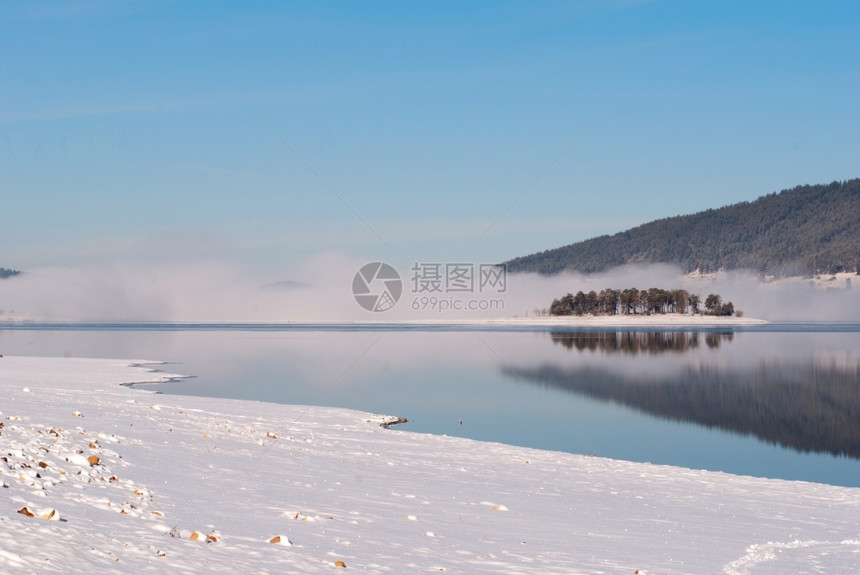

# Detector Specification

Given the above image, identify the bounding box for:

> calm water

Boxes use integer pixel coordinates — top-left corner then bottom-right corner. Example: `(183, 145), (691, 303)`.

(1, 323), (858, 487)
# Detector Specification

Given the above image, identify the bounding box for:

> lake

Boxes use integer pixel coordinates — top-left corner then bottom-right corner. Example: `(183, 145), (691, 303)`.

(1, 322), (858, 487)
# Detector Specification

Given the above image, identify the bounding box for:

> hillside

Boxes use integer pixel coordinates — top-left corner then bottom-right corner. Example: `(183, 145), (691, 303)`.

(505, 179), (860, 275)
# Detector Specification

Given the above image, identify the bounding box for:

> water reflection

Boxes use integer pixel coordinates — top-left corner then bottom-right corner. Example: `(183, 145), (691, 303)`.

(2, 325), (858, 486)
(549, 330), (734, 353)
(503, 331), (860, 459)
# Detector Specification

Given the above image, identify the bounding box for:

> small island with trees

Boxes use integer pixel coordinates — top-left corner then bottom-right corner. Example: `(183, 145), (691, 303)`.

(548, 288), (736, 317)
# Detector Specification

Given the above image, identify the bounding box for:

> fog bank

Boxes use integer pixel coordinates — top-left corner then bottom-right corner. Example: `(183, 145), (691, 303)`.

(0, 255), (857, 323)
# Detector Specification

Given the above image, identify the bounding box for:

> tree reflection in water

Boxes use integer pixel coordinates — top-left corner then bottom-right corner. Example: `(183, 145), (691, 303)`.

(503, 331), (860, 459)
(549, 330), (734, 354)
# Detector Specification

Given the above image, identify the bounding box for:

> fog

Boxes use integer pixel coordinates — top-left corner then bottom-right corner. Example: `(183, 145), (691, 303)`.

(0, 251), (858, 323)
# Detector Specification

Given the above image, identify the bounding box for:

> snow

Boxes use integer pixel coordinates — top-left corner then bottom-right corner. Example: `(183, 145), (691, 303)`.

(1, 356), (858, 574)
(686, 270), (857, 292)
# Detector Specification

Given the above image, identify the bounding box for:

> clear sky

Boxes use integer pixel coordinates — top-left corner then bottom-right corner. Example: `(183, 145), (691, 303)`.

(2, 0), (858, 276)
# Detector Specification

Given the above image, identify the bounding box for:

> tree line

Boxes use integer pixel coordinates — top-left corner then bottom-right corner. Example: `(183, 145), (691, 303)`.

(548, 288), (736, 316)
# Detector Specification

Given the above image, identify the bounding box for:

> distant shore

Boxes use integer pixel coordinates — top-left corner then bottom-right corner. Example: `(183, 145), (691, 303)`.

(0, 314), (769, 328)
(350, 314), (770, 327)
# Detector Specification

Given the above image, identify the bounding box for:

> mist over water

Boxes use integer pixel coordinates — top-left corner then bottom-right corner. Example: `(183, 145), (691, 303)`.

(3, 247), (859, 487)
(1, 252), (858, 322)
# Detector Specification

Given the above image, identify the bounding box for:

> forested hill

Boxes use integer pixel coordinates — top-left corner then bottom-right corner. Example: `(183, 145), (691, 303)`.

(505, 179), (860, 276)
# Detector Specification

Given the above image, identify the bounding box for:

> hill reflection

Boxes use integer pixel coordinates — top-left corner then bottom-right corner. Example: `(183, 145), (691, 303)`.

(503, 332), (860, 459)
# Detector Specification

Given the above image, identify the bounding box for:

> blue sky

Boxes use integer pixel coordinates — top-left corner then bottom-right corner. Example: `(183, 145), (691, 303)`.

(2, 0), (858, 275)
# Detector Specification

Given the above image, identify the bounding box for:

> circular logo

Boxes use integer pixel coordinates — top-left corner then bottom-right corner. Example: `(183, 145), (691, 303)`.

(352, 262), (402, 312)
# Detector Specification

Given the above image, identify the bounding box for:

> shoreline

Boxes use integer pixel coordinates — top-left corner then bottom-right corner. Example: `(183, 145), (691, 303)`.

(0, 314), (769, 328)
(1, 355), (857, 573)
(365, 314), (770, 326)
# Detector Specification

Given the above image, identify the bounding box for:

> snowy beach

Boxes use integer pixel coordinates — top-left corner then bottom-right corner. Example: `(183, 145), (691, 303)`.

(1, 356), (857, 574)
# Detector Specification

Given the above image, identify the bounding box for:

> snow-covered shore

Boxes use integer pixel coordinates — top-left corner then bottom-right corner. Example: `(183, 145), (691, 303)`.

(1, 356), (857, 574)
